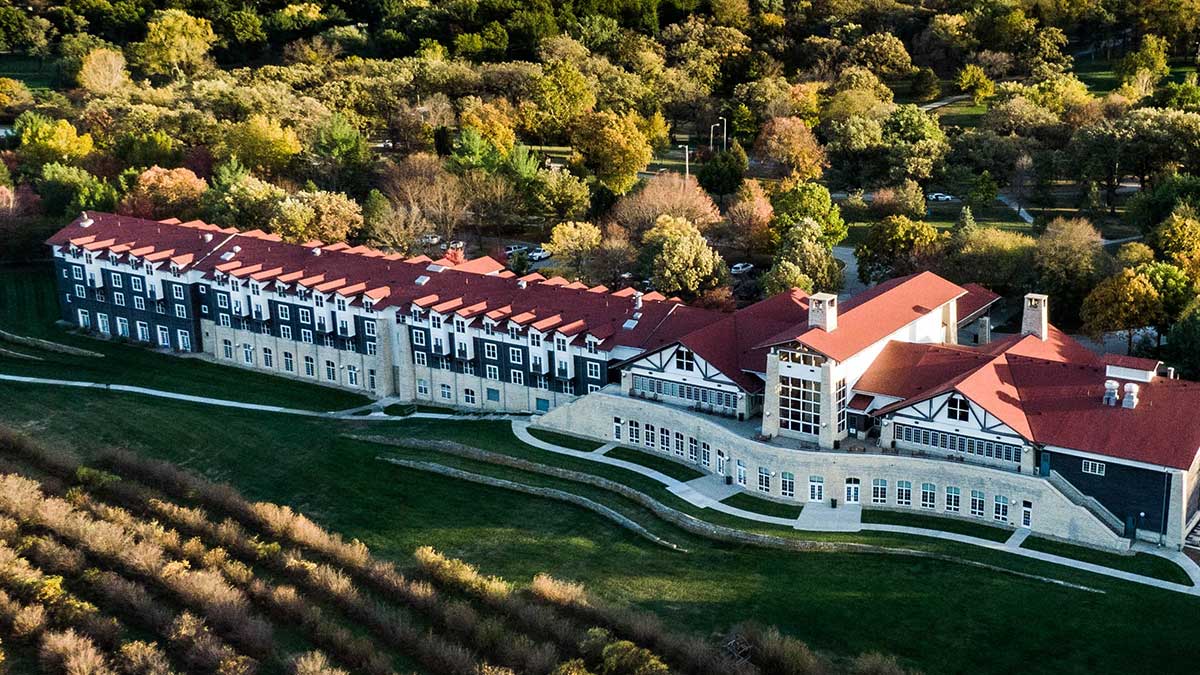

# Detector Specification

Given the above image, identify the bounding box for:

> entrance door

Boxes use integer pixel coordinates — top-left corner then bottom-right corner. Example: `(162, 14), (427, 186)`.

(844, 477), (861, 504)
(1021, 500), (1032, 528)
(97, 313), (110, 335)
(157, 326), (171, 348)
(717, 451), (726, 476)
(808, 476), (824, 502)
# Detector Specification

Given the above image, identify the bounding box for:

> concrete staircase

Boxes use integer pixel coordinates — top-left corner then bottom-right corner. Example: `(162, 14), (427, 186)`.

(1047, 470), (1125, 535)
(1187, 522), (1200, 548)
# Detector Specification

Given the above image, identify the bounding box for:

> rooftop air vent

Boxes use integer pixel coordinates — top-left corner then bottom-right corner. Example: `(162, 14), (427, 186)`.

(219, 251), (235, 261)
(231, 245), (241, 253)
(415, 275), (430, 286)
(312, 248), (322, 256)
(1122, 382), (1140, 409)
(517, 280), (528, 289)
(1102, 379), (1119, 406)
(633, 291), (643, 310)
(79, 212), (94, 228)
(203, 233), (214, 242)
(621, 318), (639, 330)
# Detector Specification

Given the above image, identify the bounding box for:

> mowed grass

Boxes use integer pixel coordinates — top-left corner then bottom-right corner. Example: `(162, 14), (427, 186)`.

(1022, 536), (1194, 587)
(861, 508), (1012, 543)
(841, 199), (1030, 247)
(0, 263), (369, 411)
(720, 492), (803, 519)
(528, 427), (605, 452)
(604, 445), (705, 480)
(0, 54), (56, 90)
(1074, 57), (1198, 95)
(0, 384), (1197, 674)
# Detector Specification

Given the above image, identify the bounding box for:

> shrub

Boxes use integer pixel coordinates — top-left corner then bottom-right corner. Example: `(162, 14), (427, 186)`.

(40, 628), (114, 675)
(115, 640), (176, 675)
(530, 574), (588, 607)
(83, 569), (173, 634)
(292, 651), (349, 675)
(850, 652), (907, 675)
(22, 535), (87, 576)
(599, 640), (670, 675)
(731, 622), (827, 675)
(12, 601), (47, 638)
(169, 612), (257, 675)
(414, 547), (511, 601)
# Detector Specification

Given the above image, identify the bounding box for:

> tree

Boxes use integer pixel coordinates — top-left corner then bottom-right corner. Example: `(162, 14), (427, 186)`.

(202, 162), (287, 231)
(269, 190), (363, 244)
(761, 260), (814, 296)
(1081, 269), (1162, 354)
(132, 10), (216, 80)
(939, 226), (1036, 295)
(1117, 35), (1170, 86)
(910, 67), (941, 103)
(1153, 208), (1200, 282)
(118, 167), (208, 220)
(775, 230), (843, 292)
(1116, 242), (1156, 268)
(958, 64), (995, 105)
(697, 142), (748, 198)
(726, 179), (773, 256)
(307, 113), (371, 193)
(37, 163), (117, 216)
(967, 171), (999, 211)
(855, 216), (945, 284)
(0, 77), (31, 113)
(870, 180), (926, 219)
(545, 221), (602, 281)
(77, 48), (129, 96)
(223, 115), (302, 176)
(1167, 299), (1200, 379)
(585, 225), (637, 287)
(848, 33), (914, 79)
(770, 182), (846, 249)
(1137, 261), (1197, 329)
(569, 111), (651, 195)
(754, 117), (826, 182)
(526, 60), (596, 140)
(641, 215), (727, 298)
(16, 113), (93, 169)
(534, 167), (590, 228)
(610, 172), (721, 239)
(1034, 217), (1112, 324)
(460, 97), (517, 155)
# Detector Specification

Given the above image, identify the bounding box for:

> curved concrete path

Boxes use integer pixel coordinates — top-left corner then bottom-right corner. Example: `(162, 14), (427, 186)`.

(514, 421), (1200, 596)
(3, 372), (1198, 595)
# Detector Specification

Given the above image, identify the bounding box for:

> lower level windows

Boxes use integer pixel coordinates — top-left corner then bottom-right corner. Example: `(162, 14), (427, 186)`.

(283, 351), (294, 372)
(346, 365), (359, 386)
(417, 378), (429, 396)
(970, 490), (985, 517)
(304, 356), (315, 377)
(945, 486), (961, 512)
(628, 420), (640, 444)
(920, 483), (936, 510)
(872, 479), (887, 504)
(757, 467), (770, 493)
(994, 495), (1009, 522)
(780, 471), (794, 498)
(644, 424), (656, 449)
(735, 460), (746, 486)
(263, 347), (274, 368)
(222, 339), (233, 359)
(896, 480), (912, 506)
(325, 360), (336, 381)
(441, 383), (452, 400)
(778, 376), (821, 435)
(464, 388), (476, 404)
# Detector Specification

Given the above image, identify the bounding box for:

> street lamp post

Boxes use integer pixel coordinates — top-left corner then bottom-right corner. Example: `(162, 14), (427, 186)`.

(719, 116), (728, 152)
(678, 144), (690, 184)
(709, 123), (720, 153)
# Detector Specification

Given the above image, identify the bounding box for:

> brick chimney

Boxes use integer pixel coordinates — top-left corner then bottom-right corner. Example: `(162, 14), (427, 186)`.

(809, 293), (838, 332)
(1021, 293), (1048, 341)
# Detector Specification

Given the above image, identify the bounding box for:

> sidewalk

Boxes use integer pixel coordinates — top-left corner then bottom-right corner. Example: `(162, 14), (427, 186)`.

(515, 421), (1200, 597)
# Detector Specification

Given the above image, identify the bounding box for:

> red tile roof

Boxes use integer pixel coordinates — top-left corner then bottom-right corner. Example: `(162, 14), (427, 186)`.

(758, 272), (967, 361)
(956, 283), (1001, 324)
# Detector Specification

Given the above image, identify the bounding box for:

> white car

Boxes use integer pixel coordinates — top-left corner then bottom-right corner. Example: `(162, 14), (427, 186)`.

(731, 262), (755, 275)
(441, 240), (465, 251)
(503, 244), (529, 256)
(528, 247), (552, 261)
(927, 192), (954, 202)
(420, 233), (441, 245)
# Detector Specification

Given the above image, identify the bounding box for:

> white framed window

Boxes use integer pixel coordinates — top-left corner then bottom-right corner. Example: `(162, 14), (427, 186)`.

(283, 352), (294, 372)
(263, 348), (274, 368)
(1082, 460), (1105, 476)
(415, 351), (428, 366)
(222, 339), (233, 359)
(464, 388), (476, 404)
(136, 321), (149, 342)
(431, 315), (442, 329)
(735, 460), (746, 486)
(674, 432), (684, 456)
(114, 292), (125, 307)
(325, 360), (337, 381)
(131, 276), (143, 292)
(217, 294), (229, 309)
(896, 480), (912, 506)
(277, 305), (290, 320)
(587, 384), (600, 393)
(304, 356), (315, 377)
(174, 304), (186, 319)
(508, 325), (520, 339)
(700, 442), (711, 467)
(644, 424), (656, 449)
(555, 335), (568, 351)
(281, 325), (292, 340)
(218, 314), (231, 327)
(75, 284), (86, 298)
(757, 467), (771, 493)
(674, 349), (695, 371)
(994, 495), (1009, 522)
(486, 364), (499, 380)
(110, 273), (122, 288)
(945, 486), (961, 512)
(510, 370), (524, 386)
(336, 297), (347, 312)
(628, 420), (641, 444)
(417, 378), (429, 396)
(116, 317), (129, 337)
(947, 395), (970, 422)
(134, 296), (146, 311)
(970, 490), (985, 517)
(366, 341), (377, 356)
(72, 266), (83, 280)
(347, 365), (359, 386)
(485, 343), (498, 359)
(299, 308), (311, 323)
(242, 343), (254, 364)
(921, 483), (936, 510)
(455, 318), (466, 332)
(509, 347), (522, 364)
(586, 362), (601, 379)
(172, 285), (184, 300)
(413, 330), (427, 347)
(364, 320), (376, 337)
(529, 332), (542, 347)
(315, 295), (325, 308)
(872, 479), (887, 504)
(368, 369), (376, 390)
(689, 437), (698, 462)
(176, 330), (191, 351)
(781, 472), (795, 498)
(441, 383), (452, 400)
(301, 329), (313, 344)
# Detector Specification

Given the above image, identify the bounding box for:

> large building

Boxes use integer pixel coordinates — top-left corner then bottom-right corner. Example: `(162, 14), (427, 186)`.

(48, 212), (1200, 552)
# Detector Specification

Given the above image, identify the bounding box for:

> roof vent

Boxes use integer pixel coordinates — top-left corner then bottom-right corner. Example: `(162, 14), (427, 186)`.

(203, 233), (214, 242)
(517, 280), (528, 289)
(219, 251), (235, 261)
(1122, 382), (1140, 409)
(1102, 379), (1119, 406)
(312, 247), (322, 256)
(231, 245), (241, 253)
(79, 212), (94, 228)
(415, 275), (430, 286)
(621, 318), (639, 330)
(633, 291), (643, 310)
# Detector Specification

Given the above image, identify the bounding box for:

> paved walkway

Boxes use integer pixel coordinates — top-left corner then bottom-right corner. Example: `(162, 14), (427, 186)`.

(1005, 528), (1032, 549)
(514, 421), (1200, 596)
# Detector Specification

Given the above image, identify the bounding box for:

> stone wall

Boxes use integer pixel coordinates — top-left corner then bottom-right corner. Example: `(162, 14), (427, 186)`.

(535, 390), (1130, 551)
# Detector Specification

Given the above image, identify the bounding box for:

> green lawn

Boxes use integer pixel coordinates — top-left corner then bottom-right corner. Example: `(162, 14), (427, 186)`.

(841, 199), (1029, 247)
(1074, 57), (1198, 95)
(860, 508), (1013, 543)
(934, 98), (987, 128)
(604, 445), (705, 481)
(721, 491), (803, 519)
(527, 427), (605, 452)
(0, 263), (369, 411)
(1021, 536), (1193, 586)
(0, 54), (56, 90)
(1, 384), (1198, 674)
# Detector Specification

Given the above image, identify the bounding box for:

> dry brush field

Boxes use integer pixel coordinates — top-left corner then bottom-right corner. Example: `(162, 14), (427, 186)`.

(0, 427), (904, 675)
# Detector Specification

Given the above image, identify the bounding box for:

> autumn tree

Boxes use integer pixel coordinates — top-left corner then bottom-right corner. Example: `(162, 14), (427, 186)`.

(958, 64), (995, 105)
(526, 60), (596, 140)
(534, 166), (590, 228)
(855, 215), (945, 284)
(269, 190), (363, 243)
(725, 179), (773, 256)
(939, 226), (1036, 295)
(223, 115), (302, 176)
(1153, 208), (1200, 282)
(1034, 217), (1113, 322)
(118, 166), (208, 220)
(774, 224), (843, 292)
(610, 171), (721, 239)
(761, 260), (814, 296)
(641, 215), (728, 298)
(545, 220), (602, 280)
(585, 225), (637, 287)
(1081, 269), (1162, 354)
(569, 110), (651, 194)
(77, 48), (129, 96)
(0, 77), (31, 113)
(15, 112), (92, 170)
(755, 116), (826, 182)
(132, 10), (217, 80)
(37, 163), (117, 216)
(1167, 299), (1200, 379)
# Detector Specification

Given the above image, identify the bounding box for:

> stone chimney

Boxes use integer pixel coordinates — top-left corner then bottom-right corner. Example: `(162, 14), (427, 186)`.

(809, 293), (838, 332)
(1020, 293), (1048, 341)
(1122, 382), (1140, 409)
(977, 316), (992, 344)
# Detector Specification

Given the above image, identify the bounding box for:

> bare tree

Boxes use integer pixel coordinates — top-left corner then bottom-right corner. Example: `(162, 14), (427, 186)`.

(609, 171), (721, 240)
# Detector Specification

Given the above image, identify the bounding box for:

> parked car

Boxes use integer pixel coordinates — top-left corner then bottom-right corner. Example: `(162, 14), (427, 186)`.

(441, 240), (465, 251)
(528, 247), (552, 261)
(927, 192), (954, 202)
(420, 233), (441, 245)
(503, 244), (529, 256)
(731, 262), (755, 275)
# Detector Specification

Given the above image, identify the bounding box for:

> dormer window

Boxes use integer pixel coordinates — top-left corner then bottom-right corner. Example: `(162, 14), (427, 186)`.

(276, 286), (286, 297)
(228, 277), (237, 289)
(555, 335), (568, 351)
(410, 307), (422, 322)
(431, 315), (442, 329)
(586, 339), (597, 355)
(170, 264), (181, 276)
(363, 299), (374, 313)
(484, 322), (495, 336)
(508, 326), (519, 339)
(530, 332), (542, 347)
(455, 318), (466, 333)
(85, 253), (93, 264)
(948, 396), (970, 422)
(250, 283), (260, 296)
(109, 253), (119, 264)
(336, 297), (347, 312)
(674, 348), (695, 372)
(315, 295), (325, 308)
